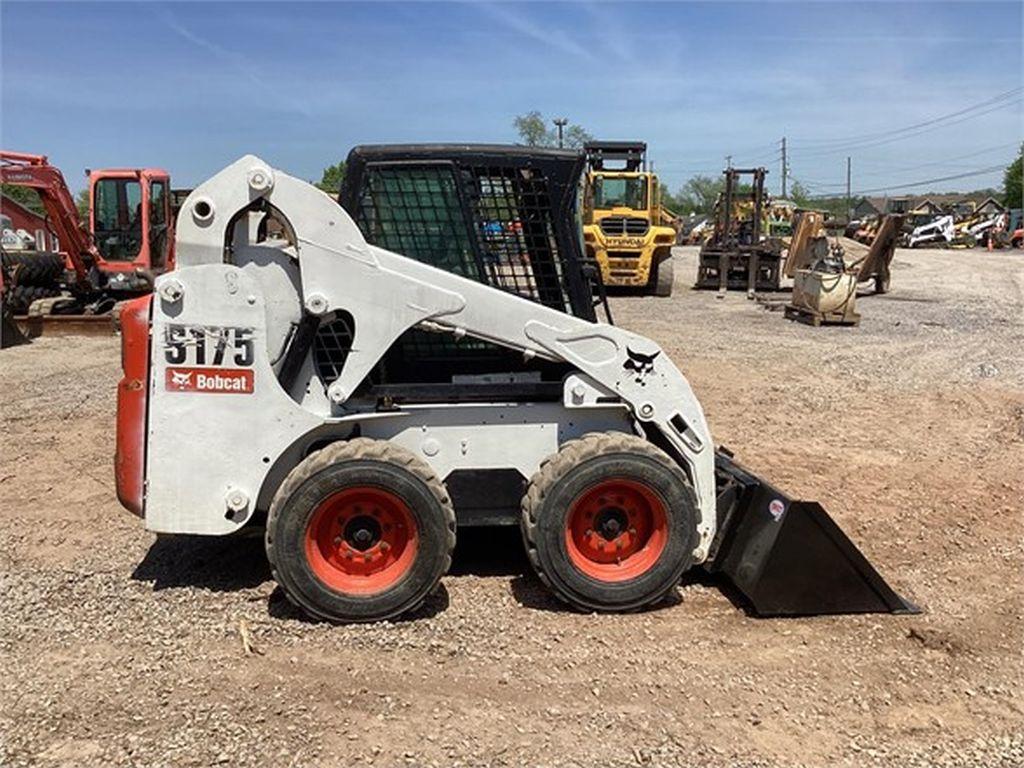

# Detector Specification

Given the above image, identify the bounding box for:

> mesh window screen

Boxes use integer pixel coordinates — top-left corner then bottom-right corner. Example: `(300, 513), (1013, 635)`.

(466, 167), (572, 314)
(356, 166), (480, 280)
(338, 148), (593, 384)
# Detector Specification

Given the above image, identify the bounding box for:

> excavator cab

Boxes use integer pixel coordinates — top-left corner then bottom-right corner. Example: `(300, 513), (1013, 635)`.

(90, 168), (174, 291)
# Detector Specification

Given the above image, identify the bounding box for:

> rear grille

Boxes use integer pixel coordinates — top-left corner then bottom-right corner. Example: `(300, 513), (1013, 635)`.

(599, 217), (649, 237)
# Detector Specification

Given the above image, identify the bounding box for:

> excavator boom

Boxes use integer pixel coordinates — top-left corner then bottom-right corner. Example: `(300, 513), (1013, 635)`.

(0, 151), (95, 287)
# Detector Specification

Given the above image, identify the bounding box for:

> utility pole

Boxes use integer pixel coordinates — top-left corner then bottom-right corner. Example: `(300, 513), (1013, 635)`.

(780, 137), (787, 198)
(846, 156), (852, 222)
(553, 118), (568, 148)
(725, 154), (732, 169)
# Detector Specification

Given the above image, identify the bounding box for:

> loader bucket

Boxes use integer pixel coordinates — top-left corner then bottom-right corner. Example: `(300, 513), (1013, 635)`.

(705, 451), (919, 616)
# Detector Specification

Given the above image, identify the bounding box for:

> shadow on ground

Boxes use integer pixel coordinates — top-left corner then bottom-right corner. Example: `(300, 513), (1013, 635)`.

(266, 583), (451, 623)
(131, 526), (534, 591)
(129, 525), (734, 618)
(131, 533), (271, 592)
(509, 574), (686, 614)
(449, 526), (529, 577)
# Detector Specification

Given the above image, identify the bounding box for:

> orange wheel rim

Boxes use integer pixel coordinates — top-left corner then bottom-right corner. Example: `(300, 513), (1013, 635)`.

(304, 487), (418, 595)
(565, 478), (668, 583)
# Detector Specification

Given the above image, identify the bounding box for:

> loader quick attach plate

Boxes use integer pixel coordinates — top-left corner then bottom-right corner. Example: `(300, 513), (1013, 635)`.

(706, 450), (919, 616)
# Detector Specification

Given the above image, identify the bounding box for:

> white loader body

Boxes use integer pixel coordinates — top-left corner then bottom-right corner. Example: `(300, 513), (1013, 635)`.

(141, 156), (718, 560)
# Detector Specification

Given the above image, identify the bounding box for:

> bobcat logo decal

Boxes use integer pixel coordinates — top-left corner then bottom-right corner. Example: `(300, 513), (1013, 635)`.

(624, 347), (659, 385)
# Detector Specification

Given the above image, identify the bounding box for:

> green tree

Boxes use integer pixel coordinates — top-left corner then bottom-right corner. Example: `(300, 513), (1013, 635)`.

(788, 179), (812, 208)
(661, 187), (683, 212)
(674, 174), (725, 215)
(513, 111), (592, 148)
(0, 184), (45, 216)
(316, 162), (346, 194)
(562, 124), (594, 150)
(514, 111), (551, 146)
(76, 189), (90, 219)
(1004, 144), (1023, 209)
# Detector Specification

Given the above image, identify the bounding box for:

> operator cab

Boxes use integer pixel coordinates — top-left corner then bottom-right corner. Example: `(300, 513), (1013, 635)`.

(582, 141), (662, 223)
(339, 144), (604, 387)
(90, 169), (173, 280)
(592, 174), (648, 211)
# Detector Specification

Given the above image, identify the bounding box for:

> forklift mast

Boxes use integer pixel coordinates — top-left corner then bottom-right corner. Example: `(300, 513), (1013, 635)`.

(583, 141), (647, 172)
(716, 167), (768, 246)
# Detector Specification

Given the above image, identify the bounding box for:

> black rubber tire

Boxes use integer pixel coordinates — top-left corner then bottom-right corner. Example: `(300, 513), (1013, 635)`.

(0, 252), (65, 286)
(266, 438), (456, 623)
(4, 284), (61, 313)
(652, 255), (674, 297)
(520, 432), (699, 613)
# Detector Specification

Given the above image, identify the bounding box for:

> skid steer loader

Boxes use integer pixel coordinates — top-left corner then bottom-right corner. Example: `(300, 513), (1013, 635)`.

(115, 153), (917, 623)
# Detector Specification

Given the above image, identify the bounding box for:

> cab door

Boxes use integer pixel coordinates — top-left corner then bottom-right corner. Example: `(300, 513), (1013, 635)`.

(146, 178), (171, 270)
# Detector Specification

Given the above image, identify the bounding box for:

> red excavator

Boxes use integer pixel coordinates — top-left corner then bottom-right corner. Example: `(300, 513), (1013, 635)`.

(0, 151), (176, 315)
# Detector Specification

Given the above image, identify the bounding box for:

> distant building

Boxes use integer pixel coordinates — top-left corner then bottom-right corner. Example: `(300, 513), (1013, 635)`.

(0, 194), (60, 251)
(852, 191), (1003, 220)
(973, 196), (1007, 217)
(852, 197), (884, 219)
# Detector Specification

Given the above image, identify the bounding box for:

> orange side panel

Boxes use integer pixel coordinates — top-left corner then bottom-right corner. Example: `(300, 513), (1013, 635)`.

(115, 295), (152, 516)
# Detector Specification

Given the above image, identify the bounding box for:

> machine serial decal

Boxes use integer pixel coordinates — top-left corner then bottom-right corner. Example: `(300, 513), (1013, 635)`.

(163, 325), (255, 367)
(165, 366), (254, 394)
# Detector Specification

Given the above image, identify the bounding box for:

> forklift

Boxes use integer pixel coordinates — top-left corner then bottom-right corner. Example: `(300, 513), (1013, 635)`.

(694, 167), (783, 295)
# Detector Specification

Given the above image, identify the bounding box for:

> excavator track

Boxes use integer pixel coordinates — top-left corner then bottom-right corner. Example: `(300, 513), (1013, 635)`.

(13, 313), (117, 338)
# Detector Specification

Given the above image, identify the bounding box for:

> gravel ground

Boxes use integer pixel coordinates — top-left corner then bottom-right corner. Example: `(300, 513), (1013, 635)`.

(1, 246), (1022, 767)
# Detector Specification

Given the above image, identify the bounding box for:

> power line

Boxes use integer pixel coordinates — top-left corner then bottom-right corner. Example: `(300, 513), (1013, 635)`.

(801, 179), (848, 189)
(811, 164), (1006, 199)
(830, 141), (1018, 170)
(658, 152), (779, 168)
(849, 142), (1020, 178)
(793, 143), (1019, 193)
(790, 97), (1020, 158)
(790, 87), (1022, 147)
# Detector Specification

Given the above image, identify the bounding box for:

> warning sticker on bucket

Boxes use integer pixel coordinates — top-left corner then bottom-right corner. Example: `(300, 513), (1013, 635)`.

(165, 366), (254, 394)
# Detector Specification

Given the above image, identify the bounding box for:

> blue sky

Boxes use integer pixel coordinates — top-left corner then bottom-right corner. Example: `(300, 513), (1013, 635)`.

(2, 1), (1021, 197)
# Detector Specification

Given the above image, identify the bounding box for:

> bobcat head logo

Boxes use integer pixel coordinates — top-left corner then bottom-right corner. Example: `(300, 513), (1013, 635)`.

(624, 347), (659, 384)
(170, 370), (193, 389)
